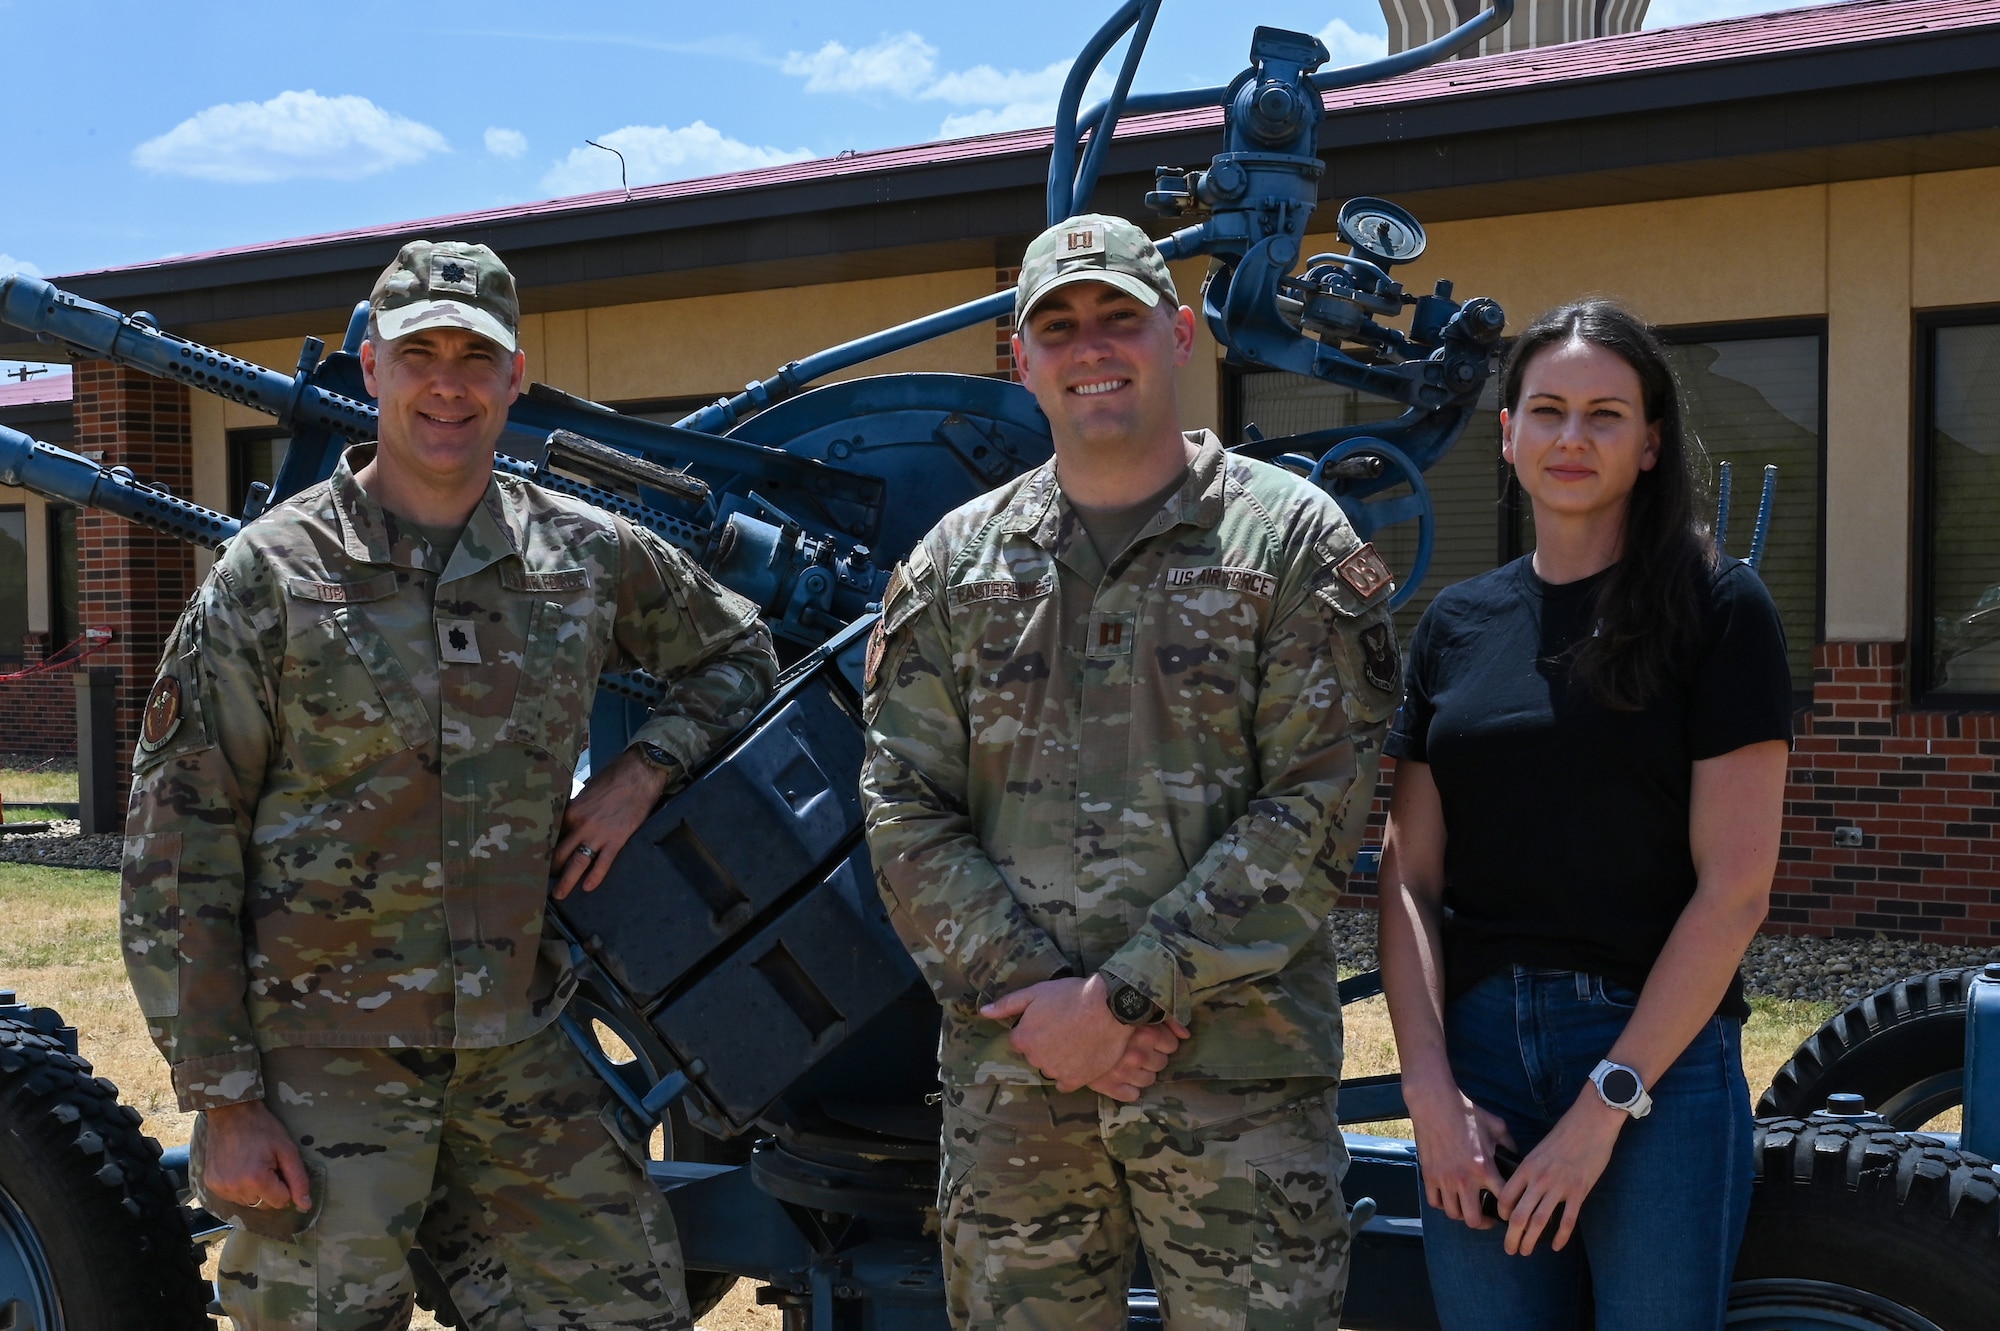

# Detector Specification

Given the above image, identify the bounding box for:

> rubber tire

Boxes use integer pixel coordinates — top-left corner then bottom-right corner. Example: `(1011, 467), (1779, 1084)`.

(1758, 967), (1973, 1128)
(1733, 1116), (2000, 1328)
(0, 1010), (210, 1329)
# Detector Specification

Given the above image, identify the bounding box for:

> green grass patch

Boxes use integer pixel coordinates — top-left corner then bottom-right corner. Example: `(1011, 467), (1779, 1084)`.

(0, 767), (80, 806)
(1, 806), (67, 823)
(0, 864), (120, 970)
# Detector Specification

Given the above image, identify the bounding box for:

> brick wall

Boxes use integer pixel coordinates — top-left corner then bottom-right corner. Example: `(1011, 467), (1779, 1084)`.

(0, 634), (78, 760)
(1771, 642), (2000, 944)
(71, 362), (196, 806)
(1342, 642), (2000, 948)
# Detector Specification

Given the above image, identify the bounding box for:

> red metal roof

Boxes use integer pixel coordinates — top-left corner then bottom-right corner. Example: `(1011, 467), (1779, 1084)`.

(59, 0), (2000, 283)
(0, 376), (73, 409)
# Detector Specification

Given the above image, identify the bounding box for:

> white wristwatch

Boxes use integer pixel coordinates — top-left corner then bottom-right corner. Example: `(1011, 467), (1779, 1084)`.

(1589, 1059), (1653, 1119)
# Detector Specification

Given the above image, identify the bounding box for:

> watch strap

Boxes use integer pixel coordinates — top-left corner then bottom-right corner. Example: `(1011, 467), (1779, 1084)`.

(1589, 1059), (1653, 1119)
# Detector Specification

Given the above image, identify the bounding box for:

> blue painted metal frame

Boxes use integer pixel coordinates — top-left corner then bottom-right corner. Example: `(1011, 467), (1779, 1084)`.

(1961, 963), (2000, 1162)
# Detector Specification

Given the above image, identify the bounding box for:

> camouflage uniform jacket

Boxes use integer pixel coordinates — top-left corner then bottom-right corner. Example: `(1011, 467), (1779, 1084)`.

(860, 431), (1400, 1085)
(123, 445), (777, 1112)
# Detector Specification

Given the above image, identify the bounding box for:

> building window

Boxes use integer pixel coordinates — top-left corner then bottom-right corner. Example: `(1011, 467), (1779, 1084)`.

(1231, 370), (1505, 639)
(227, 428), (291, 517)
(1664, 329), (1824, 694)
(47, 505), (76, 650)
(0, 506), (25, 668)
(1921, 318), (2000, 698)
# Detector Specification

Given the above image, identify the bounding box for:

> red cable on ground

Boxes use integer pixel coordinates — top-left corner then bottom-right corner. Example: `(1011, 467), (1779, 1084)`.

(0, 628), (115, 682)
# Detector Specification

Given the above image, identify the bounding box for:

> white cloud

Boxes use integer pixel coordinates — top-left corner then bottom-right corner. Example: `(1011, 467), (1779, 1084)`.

(782, 32), (937, 94)
(540, 122), (815, 195)
(132, 90), (448, 183)
(1318, 18), (1388, 66)
(780, 28), (1117, 140)
(0, 254), (42, 279)
(923, 59), (1069, 107)
(484, 127), (528, 158)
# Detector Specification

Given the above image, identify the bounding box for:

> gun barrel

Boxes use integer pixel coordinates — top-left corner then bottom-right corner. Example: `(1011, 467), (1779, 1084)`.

(0, 422), (241, 548)
(2, 275), (378, 441)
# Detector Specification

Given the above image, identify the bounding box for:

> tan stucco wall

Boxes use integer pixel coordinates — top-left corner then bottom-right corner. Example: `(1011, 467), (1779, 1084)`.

(171, 165), (2000, 650)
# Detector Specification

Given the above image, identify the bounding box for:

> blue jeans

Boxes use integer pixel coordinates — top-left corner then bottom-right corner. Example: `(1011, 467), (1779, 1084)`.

(1418, 967), (1753, 1331)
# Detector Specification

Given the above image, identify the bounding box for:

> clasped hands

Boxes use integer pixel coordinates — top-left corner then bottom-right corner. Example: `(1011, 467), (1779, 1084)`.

(980, 974), (1191, 1102)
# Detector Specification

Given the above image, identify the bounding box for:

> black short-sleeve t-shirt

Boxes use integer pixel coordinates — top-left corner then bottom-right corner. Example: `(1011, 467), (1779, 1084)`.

(1385, 556), (1793, 1019)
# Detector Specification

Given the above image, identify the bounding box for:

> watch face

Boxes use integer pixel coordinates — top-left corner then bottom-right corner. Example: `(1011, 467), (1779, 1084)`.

(1600, 1067), (1640, 1105)
(1111, 984), (1154, 1024)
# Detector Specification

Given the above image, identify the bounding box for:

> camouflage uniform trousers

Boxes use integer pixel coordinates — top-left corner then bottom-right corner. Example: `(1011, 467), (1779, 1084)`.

(190, 1021), (691, 1331)
(938, 1077), (1350, 1331)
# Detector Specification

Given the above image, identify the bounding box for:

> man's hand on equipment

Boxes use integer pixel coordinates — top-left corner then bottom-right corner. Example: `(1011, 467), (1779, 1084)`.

(981, 975), (1190, 1099)
(202, 1100), (312, 1213)
(553, 747), (674, 900)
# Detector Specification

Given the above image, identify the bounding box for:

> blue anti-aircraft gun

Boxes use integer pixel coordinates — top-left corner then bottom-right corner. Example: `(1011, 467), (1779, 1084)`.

(3, 3), (1996, 1329)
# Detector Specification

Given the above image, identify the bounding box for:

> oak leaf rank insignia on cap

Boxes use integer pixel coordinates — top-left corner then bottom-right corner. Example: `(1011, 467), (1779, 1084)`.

(429, 253), (480, 297)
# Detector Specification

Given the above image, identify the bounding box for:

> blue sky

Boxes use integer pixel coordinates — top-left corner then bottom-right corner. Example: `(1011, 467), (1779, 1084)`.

(1, 0), (1818, 377)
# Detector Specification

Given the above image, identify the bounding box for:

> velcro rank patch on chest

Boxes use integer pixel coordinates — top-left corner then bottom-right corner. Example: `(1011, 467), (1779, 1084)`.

(948, 575), (1054, 607)
(1166, 565), (1276, 600)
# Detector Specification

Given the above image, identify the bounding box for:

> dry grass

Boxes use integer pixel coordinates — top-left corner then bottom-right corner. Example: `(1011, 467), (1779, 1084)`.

(0, 865), (1955, 1327)
(0, 765), (79, 808)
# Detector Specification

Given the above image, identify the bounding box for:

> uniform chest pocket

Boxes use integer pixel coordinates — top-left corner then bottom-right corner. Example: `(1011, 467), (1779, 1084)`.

(281, 608), (430, 785)
(505, 598), (598, 763)
(948, 575), (1056, 686)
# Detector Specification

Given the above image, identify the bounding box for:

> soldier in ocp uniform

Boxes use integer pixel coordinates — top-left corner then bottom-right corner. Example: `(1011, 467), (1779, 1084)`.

(860, 214), (1404, 1329)
(120, 241), (778, 1329)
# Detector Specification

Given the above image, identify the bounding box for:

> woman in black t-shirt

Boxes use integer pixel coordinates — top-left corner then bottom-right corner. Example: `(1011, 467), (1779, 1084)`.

(1378, 300), (1793, 1331)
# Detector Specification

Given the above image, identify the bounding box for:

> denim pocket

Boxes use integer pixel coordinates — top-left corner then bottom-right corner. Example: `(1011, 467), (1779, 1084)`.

(1595, 976), (1642, 1010)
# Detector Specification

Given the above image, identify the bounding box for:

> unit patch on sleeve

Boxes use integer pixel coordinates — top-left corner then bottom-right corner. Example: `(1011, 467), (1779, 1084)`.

(1359, 621), (1400, 693)
(1166, 565), (1277, 600)
(1334, 542), (1395, 600)
(140, 676), (183, 751)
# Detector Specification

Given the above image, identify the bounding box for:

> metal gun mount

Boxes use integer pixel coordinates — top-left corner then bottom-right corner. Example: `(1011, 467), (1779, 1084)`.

(1, 3), (1532, 1327)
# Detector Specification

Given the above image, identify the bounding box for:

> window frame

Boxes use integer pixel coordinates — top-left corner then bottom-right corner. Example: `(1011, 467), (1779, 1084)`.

(0, 503), (26, 669)
(226, 426), (292, 519)
(1911, 305), (2000, 708)
(1656, 317), (1829, 701)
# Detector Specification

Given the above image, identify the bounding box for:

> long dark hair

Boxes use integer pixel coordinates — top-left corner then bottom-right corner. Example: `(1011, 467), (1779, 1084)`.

(1501, 300), (1714, 710)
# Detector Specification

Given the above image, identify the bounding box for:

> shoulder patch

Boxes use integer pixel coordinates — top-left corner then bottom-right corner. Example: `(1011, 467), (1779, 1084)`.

(1335, 543), (1394, 600)
(1359, 621), (1400, 693)
(948, 575), (1054, 608)
(140, 676), (182, 751)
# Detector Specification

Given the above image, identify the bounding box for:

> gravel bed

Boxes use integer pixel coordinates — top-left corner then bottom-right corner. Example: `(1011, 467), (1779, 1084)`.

(1323, 908), (1998, 1006)
(0, 821), (121, 870)
(0, 832), (1992, 1005)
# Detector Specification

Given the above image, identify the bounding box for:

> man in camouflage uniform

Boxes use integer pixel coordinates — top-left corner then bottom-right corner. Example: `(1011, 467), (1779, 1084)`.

(860, 215), (1403, 1330)
(120, 240), (778, 1330)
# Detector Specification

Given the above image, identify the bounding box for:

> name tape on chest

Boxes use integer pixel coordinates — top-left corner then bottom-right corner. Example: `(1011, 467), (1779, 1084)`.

(948, 575), (1055, 607)
(1166, 565), (1277, 600)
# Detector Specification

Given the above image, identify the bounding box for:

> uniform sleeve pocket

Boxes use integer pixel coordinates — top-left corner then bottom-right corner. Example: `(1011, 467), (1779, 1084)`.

(120, 832), (183, 1018)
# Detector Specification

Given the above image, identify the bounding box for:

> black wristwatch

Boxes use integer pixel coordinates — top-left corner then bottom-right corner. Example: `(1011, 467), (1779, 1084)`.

(1100, 973), (1164, 1026)
(632, 742), (682, 781)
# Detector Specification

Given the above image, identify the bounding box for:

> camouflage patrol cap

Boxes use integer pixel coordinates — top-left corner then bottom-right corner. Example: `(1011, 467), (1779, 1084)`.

(369, 240), (520, 353)
(1016, 214), (1177, 320)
